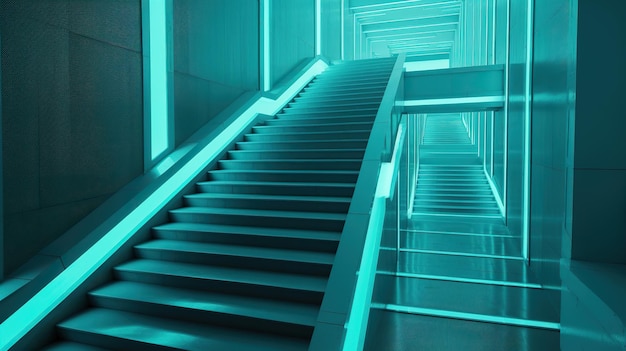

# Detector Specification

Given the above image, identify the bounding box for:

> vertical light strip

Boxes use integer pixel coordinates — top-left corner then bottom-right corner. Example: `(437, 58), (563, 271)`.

(522, 0), (534, 262)
(491, 0), (496, 64)
(341, 0), (345, 60)
(315, 0), (321, 55)
(149, 0), (169, 161)
(263, 0), (271, 91)
(503, 0), (510, 218)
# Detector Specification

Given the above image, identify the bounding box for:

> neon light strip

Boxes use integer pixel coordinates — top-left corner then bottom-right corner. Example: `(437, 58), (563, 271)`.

(341, 0), (345, 60)
(485, 168), (505, 216)
(315, 0), (321, 55)
(149, 0), (168, 160)
(400, 229), (516, 238)
(377, 271), (543, 289)
(0, 59), (328, 350)
(263, 0), (270, 91)
(411, 212), (502, 219)
(522, 0), (534, 262)
(393, 248), (524, 261)
(372, 303), (560, 330)
(398, 95), (505, 107)
(503, 0), (510, 219)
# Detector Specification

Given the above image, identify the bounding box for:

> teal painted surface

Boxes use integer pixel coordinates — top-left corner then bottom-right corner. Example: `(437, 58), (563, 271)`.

(571, 0), (626, 263)
(173, 0), (259, 146)
(529, 0), (576, 290)
(0, 26), (3, 279)
(321, 0), (341, 61)
(270, 0), (315, 86)
(0, 0), (143, 276)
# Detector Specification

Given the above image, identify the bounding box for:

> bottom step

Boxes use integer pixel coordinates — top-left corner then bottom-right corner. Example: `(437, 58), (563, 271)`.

(57, 308), (309, 351)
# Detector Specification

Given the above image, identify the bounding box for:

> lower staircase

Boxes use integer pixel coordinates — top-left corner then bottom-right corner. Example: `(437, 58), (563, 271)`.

(41, 58), (396, 351)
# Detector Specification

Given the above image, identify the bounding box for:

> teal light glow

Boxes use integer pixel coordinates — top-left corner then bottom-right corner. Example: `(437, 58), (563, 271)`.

(398, 95), (505, 107)
(315, 0), (321, 55)
(344, 118), (406, 351)
(343, 197), (385, 351)
(377, 271), (543, 289)
(149, 0), (169, 161)
(373, 303), (560, 330)
(341, 0), (345, 59)
(263, 0), (270, 91)
(0, 59), (327, 350)
(503, 0), (510, 217)
(522, 0), (534, 262)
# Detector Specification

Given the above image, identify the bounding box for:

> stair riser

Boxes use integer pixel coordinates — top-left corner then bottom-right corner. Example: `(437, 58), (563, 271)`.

(253, 123), (373, 133)
(236, 140), (368, 150)
(293, 96), (382, 105)
(244, 131), (371, 142)
(218, 160), (362, 171)
(183, 197), (350, 213)
(196, 183), (355, 197)
(114, 269), (324, 304)
(169, 212), (345, 232)
(153, 229), (339, 253)
(297, 91), (385, 100)
(285, 103), (381, 112)
(281, 107), (379, 116)
(88, 295), (314, 339)
(134, 248), (333, 276)
(228, 150), (365, 160)
(207, 171), (358, 183)
(57, 328), (173, 351)
(265, 116), (375, 126)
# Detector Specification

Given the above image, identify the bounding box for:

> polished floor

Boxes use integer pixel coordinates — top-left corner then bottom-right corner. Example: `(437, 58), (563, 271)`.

(365, 114), (561, 350)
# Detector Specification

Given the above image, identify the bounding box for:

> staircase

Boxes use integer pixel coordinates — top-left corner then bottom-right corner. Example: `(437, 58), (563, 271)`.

(41, 58), (395, 351)
(413, 114), (501, 220)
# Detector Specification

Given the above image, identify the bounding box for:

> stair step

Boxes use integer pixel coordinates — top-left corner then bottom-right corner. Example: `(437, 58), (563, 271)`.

(265, 115), (375, 126)
(236, 139), (368, 150)
(253, 121), (373, 133)
(89, 281), (318, 338)
(281, 107), (379, 116)
(218, 159), (363, 171)
(228, 149), (365, 160)
(207, 169), (359, 183)
(195, 180), (355, 197)
(184, 193), (351, 213)
(42, 342), (111, 351)
(134, 239), (334, 275)
(244, 130), (371, 142)
(152, 222), (340, 252)
(285, 103), (381, 113)
(114, 259), (326, 303)
(169, 207), (346, 231)
(57, 308), (309, 351)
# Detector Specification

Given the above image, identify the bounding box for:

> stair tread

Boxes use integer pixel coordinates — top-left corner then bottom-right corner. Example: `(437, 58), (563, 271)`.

(185, 193), (351, 203)
(115, 259), (327, 292)
(153, 222), (341, 241)
(58, 308), (309, 351)
(196, 180), (355, 188)
(42, 342), (112, 351)
(90, 281), (319, 326)
(135, 239), (335, 265)
(170, 207), (347, 220)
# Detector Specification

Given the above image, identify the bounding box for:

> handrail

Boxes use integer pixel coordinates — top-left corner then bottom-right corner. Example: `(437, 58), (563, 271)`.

(343, 116), (407, 351)
(309, 53), (406, 351)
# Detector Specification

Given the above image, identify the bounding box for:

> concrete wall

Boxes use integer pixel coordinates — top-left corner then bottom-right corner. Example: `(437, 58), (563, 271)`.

(270, 0), (315, 86)
(0, 0), (144, 276)
(173, 0), (259, 146)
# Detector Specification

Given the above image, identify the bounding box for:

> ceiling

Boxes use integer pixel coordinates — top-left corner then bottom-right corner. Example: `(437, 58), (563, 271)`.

(349, 0), (462, 61)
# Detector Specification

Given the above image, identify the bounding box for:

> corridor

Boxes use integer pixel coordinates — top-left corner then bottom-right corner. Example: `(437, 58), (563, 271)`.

(366, 114), (561, 350)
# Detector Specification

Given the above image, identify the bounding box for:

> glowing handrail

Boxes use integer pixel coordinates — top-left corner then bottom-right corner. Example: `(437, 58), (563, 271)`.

(343, 117), (406, 351)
